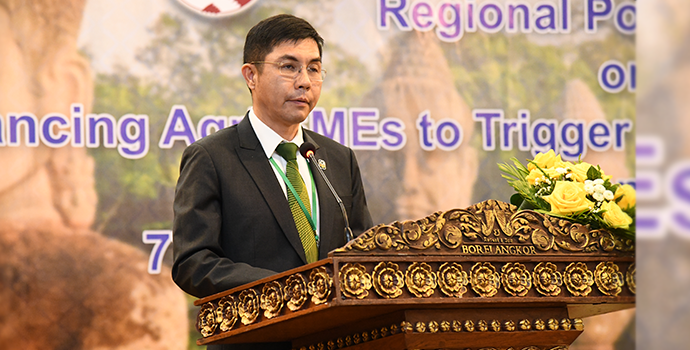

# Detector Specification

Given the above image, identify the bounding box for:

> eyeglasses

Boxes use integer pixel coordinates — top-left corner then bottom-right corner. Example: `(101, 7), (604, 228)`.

(252, 61), (326, 82)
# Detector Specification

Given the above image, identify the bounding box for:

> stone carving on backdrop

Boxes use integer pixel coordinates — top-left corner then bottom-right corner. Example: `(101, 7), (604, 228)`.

(359, 31), (478, 222)
(0, 1), (187, 348)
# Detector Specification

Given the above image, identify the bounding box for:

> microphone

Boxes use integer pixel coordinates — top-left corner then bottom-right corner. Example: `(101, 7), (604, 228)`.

(300, 142), (355, 242)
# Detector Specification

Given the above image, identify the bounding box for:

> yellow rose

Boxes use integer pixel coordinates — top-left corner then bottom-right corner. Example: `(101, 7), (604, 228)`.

(614, 184), (636, 210)
(543, 181), (593, 215)
(542, 167), (563, 179)
(600, 201), (633, 229)
(529, 150), (562, 171)
(526, 167), (562, 185)
(526, 169), (543, 185)
(553, 160), (575, 169)
(568, 162), (592, 183)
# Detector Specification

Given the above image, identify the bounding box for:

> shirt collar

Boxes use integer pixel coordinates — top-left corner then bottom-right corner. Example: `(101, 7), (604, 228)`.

(248, 107), (305, 158)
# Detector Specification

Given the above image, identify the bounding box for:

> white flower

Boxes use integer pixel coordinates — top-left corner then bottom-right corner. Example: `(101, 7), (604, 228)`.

(565, 173), (572, 179)
(603, 190), (614, 201)
(556, 167), (567, 175)
(594, 184), (606, 193)
(593, 178), (604, 185)
(584, 184), (594, 193)
(593, 192), (604, 202)
(585, 180), (593, 186)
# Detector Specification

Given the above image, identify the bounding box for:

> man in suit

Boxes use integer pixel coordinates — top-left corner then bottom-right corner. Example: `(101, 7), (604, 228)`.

(172, 14), (373, 350)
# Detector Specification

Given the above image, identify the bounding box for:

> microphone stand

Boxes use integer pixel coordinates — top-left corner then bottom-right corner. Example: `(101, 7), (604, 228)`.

(303, 150), (355, 243)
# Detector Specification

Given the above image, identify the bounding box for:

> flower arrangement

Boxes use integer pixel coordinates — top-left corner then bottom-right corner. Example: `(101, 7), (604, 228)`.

(499, 150), (635, 240)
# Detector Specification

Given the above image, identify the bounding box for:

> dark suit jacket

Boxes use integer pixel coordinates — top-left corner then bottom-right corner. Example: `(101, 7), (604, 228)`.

(172, 116), (373, 349)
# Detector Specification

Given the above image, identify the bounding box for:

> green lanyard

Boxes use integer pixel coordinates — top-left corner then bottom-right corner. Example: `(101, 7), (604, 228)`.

(269, 157), (318, 236)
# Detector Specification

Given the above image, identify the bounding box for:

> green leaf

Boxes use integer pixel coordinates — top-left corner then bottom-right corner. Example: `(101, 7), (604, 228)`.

(510, 193), (524, 207)
(587, 165), (602, 180)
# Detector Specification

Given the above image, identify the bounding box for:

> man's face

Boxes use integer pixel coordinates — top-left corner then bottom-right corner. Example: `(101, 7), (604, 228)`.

(250, 38), (322, 137)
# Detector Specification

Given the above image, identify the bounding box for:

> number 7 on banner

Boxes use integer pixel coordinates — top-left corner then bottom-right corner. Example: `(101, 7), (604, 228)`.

(142, 230), (173, 274)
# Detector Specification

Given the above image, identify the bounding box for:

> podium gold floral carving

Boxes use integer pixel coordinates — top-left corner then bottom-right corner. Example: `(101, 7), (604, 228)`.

(438, 262), (469, 297)
(564, 262), (594, 296)
(238, 289), (259, 325)
(533, 262), (563, 296)
(405, 262), (437, 298)
(217, 296), (238, 332)
(372, 262), (404, 298)
(594, 261), (624, 296)
(471, 262), (500, 297)
(501, 262), (532, 296)
(334, 199), (633, 256)
(339, 263), (372, 299)
(259, 281), (284, 319)
(626, 263), (636, 294)
(197, 302), (217, 337)
(284, 274), (308, 311)
(307, 267), (332, 305)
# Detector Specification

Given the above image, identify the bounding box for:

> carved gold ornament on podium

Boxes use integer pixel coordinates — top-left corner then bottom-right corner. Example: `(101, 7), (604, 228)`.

(535, 319), (546, 330)
(626, 263), (636, 294)
(438, 262), (469, 297)
(547, 318), (559, 330)
(335, 198), (634, 257)
(428, 320), (439, 333)
(502, 262), (532, 296)
(340, 263), (372, 299)
(284, 274), (308, 311)
(238, 289), (260, 325)
(372, 262), (405, 298)
(491, 319), (501, 332)
(471, 262), (500, 297)
(594, 261), (624, 296)
(405, 262), (437, 298)
(307, 267), (333, 304)
(217, 295), (238, 332)
(259, 281), (284, 319)
(564, 262), (594, 296)
(533, 262), (563, 296)
(197, 302), (217, 337)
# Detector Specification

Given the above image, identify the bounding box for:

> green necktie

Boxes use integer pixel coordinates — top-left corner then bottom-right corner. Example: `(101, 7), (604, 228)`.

(275, 142), (318, 263)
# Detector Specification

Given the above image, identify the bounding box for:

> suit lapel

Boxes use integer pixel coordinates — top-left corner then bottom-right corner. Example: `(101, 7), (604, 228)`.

(235, 116), (308, 264)
(304, 132), (339, 258)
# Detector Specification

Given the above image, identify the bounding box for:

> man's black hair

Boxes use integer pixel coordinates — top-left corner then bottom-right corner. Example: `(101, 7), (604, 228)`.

(243, 14), (324, 64)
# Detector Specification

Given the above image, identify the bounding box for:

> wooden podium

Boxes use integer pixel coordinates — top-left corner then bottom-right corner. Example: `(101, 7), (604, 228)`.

(194, 200), (635, 350)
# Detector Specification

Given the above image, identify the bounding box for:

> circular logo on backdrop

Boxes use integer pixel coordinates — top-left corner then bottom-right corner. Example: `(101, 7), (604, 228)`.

(177, 0), (259, 17)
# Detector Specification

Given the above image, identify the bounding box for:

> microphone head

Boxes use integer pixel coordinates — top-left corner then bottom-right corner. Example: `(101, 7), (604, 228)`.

(299, 142), (316, 159)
